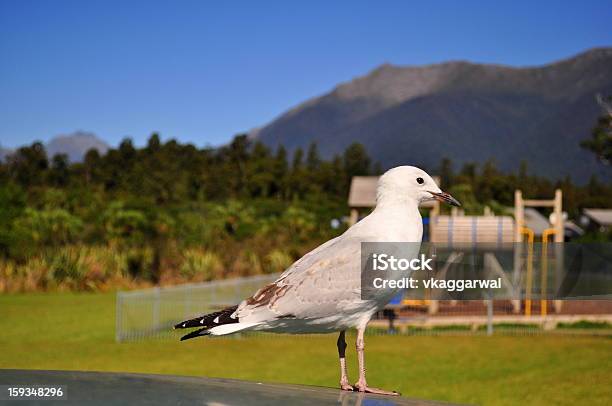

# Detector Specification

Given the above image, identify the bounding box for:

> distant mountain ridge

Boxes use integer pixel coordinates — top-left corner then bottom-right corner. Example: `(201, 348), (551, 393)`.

(254, 48), (612, 181)
(0, 147), (12, 162)
(1, 131), (109, 163)
(46, 131), (109, 162)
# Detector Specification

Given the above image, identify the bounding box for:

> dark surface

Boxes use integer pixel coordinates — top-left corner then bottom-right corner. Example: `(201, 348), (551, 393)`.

(0, 369), (457, 406)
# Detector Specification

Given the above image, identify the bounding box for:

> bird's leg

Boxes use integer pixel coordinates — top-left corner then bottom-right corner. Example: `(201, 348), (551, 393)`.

(354, 326), (400, 396)
(337, 330), (353, 391)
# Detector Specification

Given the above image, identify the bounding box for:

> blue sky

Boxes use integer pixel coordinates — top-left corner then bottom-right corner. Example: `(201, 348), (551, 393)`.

(1, 0), (611, 149)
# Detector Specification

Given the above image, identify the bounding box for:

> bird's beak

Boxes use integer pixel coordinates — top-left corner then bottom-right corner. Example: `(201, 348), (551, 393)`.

(429, 191), (461, 207)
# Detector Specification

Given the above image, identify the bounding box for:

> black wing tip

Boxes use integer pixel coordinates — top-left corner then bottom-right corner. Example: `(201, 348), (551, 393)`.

(180, 328), (210, 341)
(174, 319), (203, 329)
(174, 305), (240, 330)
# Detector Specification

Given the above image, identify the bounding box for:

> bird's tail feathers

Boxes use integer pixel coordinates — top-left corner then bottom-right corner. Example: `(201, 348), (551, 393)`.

(208, 322), (261, 336)
(180, 327), (210, 341)
(174, 305), (239, 330)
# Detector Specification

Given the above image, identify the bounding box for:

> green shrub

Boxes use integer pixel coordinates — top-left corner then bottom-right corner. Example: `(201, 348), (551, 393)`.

(265, 249), (293, 273)
(103, 202), (149, 245)
(477, 323), (540, 331)
(13, 208), (83, 246)
(208, 200), (258, 240)
(280, 206), (316, 242)
(125, 247), (154, 279)
(556, 320), (612, 330)
(180, 249), (223, 281)
(46, 247), (87, 285)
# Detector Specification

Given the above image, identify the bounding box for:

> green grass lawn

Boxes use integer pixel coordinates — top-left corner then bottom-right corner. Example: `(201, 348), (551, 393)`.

(1, 292), (611, 405)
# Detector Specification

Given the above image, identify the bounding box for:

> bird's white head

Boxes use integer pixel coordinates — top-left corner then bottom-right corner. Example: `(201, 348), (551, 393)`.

(376, 166), (461, 208)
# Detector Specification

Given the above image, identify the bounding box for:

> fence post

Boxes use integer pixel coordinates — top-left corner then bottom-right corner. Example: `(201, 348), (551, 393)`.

(116, 292), (123, 342)
(153, 287), (160, 332)
(486, 297), (493, 336)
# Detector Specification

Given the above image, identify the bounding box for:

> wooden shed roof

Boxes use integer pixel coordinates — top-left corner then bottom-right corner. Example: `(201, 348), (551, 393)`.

(583, 208), (612, 226)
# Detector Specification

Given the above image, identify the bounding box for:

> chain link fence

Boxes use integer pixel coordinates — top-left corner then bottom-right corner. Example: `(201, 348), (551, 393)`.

(370, 299), (612, 337)
(116, 274), (280, 341)
(116, 275), (611, 342)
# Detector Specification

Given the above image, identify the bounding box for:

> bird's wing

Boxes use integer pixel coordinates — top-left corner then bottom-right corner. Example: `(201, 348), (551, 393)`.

(234, 234), (369, 323)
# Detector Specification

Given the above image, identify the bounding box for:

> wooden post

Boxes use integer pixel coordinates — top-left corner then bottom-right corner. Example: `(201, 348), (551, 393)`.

(523, 228), (535, 317)
(553, 189), (564, 313)
(349, 208), (359, 226)
(514, 190), (523, 242)
(428, 300), (439, 315)
(512, 190), (523, 314)
(553, 189), (563, 242)
(429, 201), (440, 243)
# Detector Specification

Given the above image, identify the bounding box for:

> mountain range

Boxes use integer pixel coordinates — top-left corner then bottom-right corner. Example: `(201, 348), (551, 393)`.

(2, 49), (611, 181)
(254, 48), (612, 181)
(1, 131), (109, 163)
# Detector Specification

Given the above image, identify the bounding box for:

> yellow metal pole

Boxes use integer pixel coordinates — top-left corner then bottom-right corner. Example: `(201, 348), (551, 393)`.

(541, 229), (555, 317)
(520, 227), (534, 317)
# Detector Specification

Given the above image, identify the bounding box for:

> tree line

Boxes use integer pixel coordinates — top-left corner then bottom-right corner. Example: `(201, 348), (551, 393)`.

(0, 132), (610, 292)
(1, 134), (375, 204)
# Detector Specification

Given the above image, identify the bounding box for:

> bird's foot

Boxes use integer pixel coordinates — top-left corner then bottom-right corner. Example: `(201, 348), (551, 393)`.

(339, 380), (355, 391)
(354, 382), (400, 396)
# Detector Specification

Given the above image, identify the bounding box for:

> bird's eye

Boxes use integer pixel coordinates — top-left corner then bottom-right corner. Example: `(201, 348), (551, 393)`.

(416, 177), (424, 185)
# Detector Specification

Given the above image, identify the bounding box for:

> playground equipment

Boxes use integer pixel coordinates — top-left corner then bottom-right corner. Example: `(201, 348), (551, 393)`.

(514, 189), (564, 243)
(428, 189), (563, 245)
(429, 211), (515, 245)
(427, 189), (564, 317)
(514, 189), (564, 316)
(347, 178), (566, 318)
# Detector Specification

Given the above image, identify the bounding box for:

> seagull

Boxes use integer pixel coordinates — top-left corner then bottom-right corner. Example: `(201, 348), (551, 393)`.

(174, 166), (460, 395)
